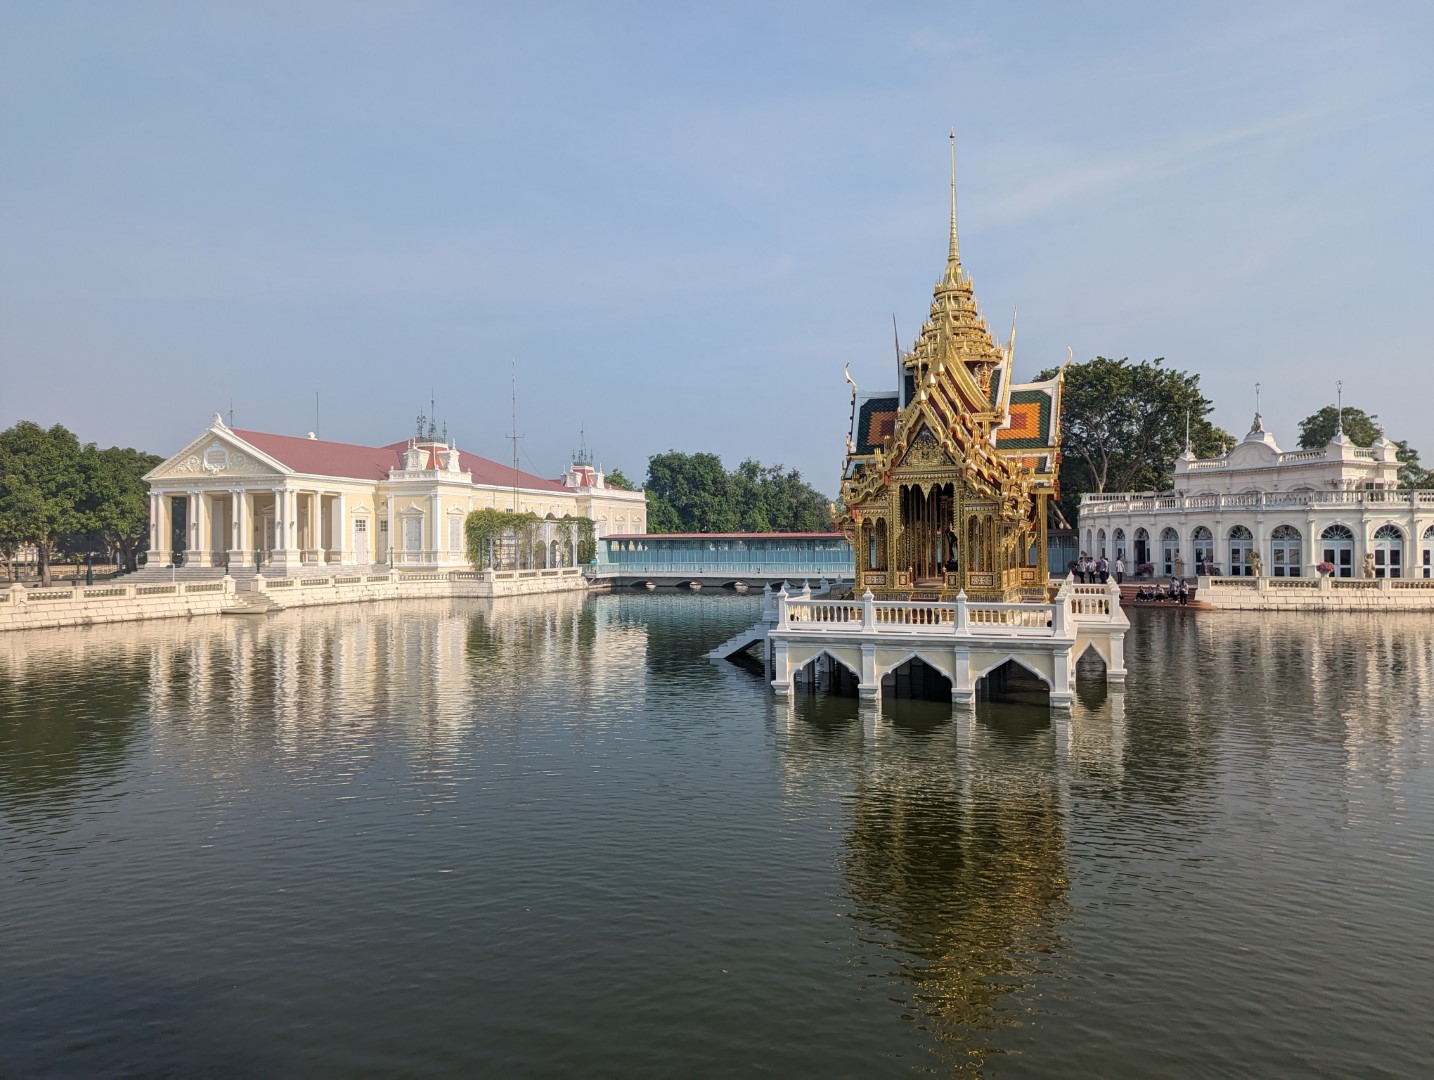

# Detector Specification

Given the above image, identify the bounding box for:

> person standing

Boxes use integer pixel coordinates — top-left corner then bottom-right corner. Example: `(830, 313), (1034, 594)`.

(1178, 578), (1189, 605)
(1097, 555), (1109, 584)
(1115, 556), (1125, 584)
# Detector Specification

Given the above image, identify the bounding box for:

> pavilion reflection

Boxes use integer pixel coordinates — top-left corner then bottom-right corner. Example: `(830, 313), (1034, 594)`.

(778, 697), (1071, 1074)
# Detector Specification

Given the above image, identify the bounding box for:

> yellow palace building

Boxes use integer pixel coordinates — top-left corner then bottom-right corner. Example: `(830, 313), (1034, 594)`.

(143, 414), (646, 572)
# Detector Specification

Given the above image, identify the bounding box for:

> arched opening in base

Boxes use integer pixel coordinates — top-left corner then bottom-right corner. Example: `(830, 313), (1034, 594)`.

(977, 659), (1051, 707)
(881, 657), (953, 701)
(794, 653), (860, 697)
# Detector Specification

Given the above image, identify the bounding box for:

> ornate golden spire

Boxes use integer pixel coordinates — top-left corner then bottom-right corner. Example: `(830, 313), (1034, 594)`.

(946, 130), (961, 281)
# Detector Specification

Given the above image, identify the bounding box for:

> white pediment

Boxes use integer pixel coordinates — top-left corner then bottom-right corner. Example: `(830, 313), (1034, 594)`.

(145, 423), (291, 482)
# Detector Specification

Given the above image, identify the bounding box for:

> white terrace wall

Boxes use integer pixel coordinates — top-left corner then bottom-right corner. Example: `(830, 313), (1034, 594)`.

(1197, 574), (1434, 611)
(0, 568), (599, 632)
(0, 580), (236, 632)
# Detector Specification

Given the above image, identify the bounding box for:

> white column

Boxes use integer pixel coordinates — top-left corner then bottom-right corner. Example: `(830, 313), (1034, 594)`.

(431, 492), (442, 564)
(386, 498), (396, 565)
(334, 492), (347, 564)
(186, 490), (199, 565)
(229, 489), (247, 565)
(147, 492), (163, 562)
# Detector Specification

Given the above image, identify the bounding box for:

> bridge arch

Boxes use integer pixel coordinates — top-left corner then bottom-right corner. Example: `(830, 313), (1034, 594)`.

(794, 649), (862, 697)
(879, 653), (954, 701)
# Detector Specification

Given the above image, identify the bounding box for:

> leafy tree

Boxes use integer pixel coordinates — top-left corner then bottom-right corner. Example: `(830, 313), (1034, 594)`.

(604, 467), (636, 491)
(1037, 356), (1234, 523)
(643, 451), (833, 533)
(77, 445), (162, 571)
(644, 451), (737, 533)
(1296, 405), (1431, 487)
(0, 422), (86, 586)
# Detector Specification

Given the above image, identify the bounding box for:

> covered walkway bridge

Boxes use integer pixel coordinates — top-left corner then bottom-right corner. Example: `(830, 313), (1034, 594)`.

(593, 532), (853, 589)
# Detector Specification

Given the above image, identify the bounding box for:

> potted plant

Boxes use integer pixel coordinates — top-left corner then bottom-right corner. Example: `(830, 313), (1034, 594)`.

(1136, 561), (1154, 579)
(1315, 561), (1336, 578)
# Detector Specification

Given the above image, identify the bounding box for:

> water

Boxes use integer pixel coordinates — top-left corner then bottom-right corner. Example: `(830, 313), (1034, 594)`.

(1, 596), (1431, 1078)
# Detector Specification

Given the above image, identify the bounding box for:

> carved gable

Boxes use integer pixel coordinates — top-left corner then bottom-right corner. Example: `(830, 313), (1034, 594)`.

(148, 429), (287, 481)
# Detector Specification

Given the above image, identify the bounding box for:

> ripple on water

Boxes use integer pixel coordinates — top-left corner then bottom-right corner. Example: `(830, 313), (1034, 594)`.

(0, 599), (1432, 1077)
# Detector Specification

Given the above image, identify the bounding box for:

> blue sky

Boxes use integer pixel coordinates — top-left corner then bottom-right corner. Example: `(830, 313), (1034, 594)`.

(3, 1), (1430, 493)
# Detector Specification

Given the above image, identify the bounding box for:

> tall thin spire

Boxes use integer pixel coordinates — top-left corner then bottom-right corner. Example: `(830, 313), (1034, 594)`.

(948, 129), (960, 268)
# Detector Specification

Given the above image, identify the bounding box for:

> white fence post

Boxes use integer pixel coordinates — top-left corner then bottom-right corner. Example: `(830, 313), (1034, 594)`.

(861, 589), (876, 631)
(954, 590), (968, 633)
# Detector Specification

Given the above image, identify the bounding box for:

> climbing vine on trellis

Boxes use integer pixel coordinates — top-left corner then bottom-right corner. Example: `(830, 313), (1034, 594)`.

(464, 509), (594, 570)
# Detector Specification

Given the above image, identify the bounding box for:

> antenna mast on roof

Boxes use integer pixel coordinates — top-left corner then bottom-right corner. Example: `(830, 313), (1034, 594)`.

(508, 362), (525, 512)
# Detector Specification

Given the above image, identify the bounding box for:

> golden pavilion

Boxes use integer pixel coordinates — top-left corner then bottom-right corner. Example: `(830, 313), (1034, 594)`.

(838, 135), (1064, 603)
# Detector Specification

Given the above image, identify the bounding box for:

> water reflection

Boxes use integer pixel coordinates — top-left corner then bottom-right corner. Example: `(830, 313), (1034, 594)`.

(778, 695), (1071, 1074)
(0, 639), (148, 830)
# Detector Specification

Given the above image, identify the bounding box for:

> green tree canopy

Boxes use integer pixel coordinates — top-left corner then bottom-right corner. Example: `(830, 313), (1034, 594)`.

(77, 445), (163, 571)
(643, 451), (833, 533)
(1296, 405), (1431, 487)
(604, 467), (636, 491)
(0, 422), (86, 585)
(1037, 356), (1234, 524)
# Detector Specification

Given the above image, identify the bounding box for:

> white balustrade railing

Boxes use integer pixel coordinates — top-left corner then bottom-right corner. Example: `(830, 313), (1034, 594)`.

(775, 579), (1126, 639)
(1080, 489), (1433, 516)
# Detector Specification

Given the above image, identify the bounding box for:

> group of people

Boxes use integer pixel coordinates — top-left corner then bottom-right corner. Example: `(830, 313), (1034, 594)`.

(1074, 552), (1124, 585)
(1134, 579), (1192, 605)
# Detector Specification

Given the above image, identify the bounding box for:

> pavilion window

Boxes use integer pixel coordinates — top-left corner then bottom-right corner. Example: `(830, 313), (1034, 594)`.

(1192, 526), (1214, 572)
(1270, 525), (1302, 577)
(1373, 524), (1404, 579)
(1320, 525), (1354, 577)
(1228, 525), (1254, 577)
(1160, 528), (1180, 577)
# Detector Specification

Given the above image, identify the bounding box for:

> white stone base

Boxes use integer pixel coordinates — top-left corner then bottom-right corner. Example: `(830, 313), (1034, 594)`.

(1196, 575), (1434, 611)
(0, 568), (600, 633)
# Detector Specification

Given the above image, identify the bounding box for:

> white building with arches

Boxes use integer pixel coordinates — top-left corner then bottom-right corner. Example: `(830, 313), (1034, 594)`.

(1078, 413), (1434, 580)
(143, 415), (647, 572)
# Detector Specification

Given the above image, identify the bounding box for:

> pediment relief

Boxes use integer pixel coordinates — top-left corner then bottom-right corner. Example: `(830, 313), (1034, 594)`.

(154, 436), (282, 480)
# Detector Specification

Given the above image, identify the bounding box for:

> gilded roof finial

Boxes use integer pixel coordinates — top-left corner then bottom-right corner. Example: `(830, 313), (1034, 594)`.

(947, 130), (960, 271)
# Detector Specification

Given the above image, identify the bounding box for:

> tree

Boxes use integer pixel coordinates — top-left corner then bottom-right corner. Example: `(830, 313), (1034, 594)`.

(1296, 405), (1432, 488)
(644, 452), (737, 533)
(78, 445), (163, 571)
(1037, 356), (1234, 524)
(604, 467), (636, 491)
(0, 422), (86, 586)
(643, 451), (834, 533)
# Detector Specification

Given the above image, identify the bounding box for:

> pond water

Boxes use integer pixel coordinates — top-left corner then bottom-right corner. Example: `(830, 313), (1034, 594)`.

(1, 595), (1431, 1077)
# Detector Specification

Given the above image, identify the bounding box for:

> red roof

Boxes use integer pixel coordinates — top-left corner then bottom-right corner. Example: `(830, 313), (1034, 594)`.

(232, 430), (564, 491)
(604, 532), (841, 540)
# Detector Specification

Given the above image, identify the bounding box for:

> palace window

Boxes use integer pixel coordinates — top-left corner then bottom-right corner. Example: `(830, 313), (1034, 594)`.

(1423, 524), (1434, 579)
(1270, 524), (1302, 577)
(1320, 524), (1354, 578)
(1113, 528), (1126, 562)
(1228, 525), (1254, 577)
(1133, 527), (1150, 567)
(1372, 524), (1403, 578)
(1160, 528), (1180, 578)
(1096, 529), (1106, 558)
(1192, 526), (1214, 572)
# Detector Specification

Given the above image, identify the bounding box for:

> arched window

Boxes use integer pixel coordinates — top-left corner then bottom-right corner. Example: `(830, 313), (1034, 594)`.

(1191, 526), (1215, 573)
(1270, 524), (1303, 577)
(1423, 524), (1434, 579)
(1134, 527), (1150, 568)
(1160, 527), (1180, 577)
(1097, 528), (1107, 558)
(1373, 524), (1404, 579)
(1113, 528), (1126, 561)
(1228, 525), (1253, 577)
(1321, 524), (1354, 577)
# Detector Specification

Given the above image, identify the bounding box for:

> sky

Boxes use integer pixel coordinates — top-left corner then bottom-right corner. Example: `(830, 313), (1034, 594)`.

(2, 1), (1431, 494)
